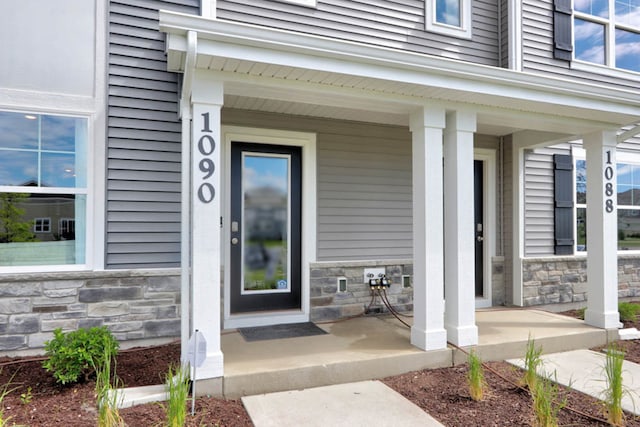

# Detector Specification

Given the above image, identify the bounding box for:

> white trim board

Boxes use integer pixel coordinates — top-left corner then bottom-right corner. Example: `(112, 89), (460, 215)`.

(474, 148), (497, 308)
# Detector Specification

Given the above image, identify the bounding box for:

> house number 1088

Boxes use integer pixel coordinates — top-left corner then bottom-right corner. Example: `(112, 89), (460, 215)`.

(604, 150), (614, 213)
(197, 112), (215, 204)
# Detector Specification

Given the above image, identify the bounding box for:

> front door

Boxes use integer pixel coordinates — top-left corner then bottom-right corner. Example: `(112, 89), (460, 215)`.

(229, 142), (302, 314)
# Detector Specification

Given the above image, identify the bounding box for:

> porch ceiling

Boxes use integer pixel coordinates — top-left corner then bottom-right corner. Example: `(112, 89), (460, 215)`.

(160, 11), (640, 138)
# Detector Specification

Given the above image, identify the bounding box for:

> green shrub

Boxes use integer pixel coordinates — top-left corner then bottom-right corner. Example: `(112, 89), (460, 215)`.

(43, 327), (119, 385)
(618, 302), (640, 323)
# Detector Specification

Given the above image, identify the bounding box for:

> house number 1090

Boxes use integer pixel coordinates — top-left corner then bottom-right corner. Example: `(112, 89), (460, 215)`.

(604, 150), (614, 213)
(197, 112), (215, 204)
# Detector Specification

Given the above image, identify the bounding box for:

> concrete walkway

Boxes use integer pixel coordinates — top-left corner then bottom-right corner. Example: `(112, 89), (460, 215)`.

(242, 380), (444, 427)
(507, 349), (640, 416)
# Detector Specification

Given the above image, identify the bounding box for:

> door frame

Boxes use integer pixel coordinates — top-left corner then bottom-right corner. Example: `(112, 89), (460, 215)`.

(222, 126), (317, 329)
(474, 148), (496, 308)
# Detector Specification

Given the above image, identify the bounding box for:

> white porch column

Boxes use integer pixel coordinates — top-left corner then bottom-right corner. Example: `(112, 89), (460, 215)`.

(190, 81), (224, 379)
(584, 130), (620, 329)
(443, 110), (478, 347)
(410, 106), (447, 351)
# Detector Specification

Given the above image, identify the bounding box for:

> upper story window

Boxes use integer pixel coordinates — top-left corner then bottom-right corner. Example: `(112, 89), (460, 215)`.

(0, 111), (88, 268)
(426, 0), (472, 39)
(573, 0), (640, 72)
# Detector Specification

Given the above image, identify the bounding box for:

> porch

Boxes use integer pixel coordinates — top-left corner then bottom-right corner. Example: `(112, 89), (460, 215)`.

(219, 308), (614, 398)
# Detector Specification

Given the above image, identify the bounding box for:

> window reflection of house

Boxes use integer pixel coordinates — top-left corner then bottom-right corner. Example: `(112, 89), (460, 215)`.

(16, 193), (76, 242)
(245, 186), (287, 242)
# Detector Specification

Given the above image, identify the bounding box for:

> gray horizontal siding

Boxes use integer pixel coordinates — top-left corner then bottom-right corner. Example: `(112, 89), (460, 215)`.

(222, 109), (414, 262)
(106, 0), (199, 269)
(217, 0), (500, 66)
(523, 145), (571, 256)
(521, 0), (639, 91)
(316, 130), (413, 261)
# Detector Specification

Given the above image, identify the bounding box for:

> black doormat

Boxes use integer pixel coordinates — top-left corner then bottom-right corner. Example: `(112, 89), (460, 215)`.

(238, 322), (327, 342)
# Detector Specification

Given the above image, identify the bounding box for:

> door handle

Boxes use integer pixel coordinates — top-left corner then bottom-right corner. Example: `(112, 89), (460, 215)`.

(231, 237), (238, 245)
(476, 236), (484, 242)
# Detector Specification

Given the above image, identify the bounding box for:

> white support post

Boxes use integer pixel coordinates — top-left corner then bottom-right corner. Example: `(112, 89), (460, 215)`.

(410, 106), (447, 351)
(190, 80), (224, 379)
(443, 110), (478, 347)
(584, 130), (620, 329)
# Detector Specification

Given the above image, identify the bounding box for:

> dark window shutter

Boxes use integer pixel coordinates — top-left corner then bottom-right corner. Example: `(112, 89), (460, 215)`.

(553, 0), (573, 61)
(554, 154), (574, 255)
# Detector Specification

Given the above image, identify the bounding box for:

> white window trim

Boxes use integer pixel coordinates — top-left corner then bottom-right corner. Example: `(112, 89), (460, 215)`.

(571, 59), (640, 80)
(573, 147), (640, 255)
(426, 0), (472, 39)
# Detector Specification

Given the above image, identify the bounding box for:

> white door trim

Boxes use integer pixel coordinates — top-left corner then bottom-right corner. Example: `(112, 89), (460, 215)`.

(474, 148), (496, 308)
(222, 126), (317, 329)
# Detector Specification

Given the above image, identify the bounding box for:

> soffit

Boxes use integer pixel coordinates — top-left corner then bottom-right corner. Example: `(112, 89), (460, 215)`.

(161, 12), (640, 137)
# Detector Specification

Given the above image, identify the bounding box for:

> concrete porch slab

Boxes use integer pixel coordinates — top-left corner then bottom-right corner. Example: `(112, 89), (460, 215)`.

(220, 309), (611, 398)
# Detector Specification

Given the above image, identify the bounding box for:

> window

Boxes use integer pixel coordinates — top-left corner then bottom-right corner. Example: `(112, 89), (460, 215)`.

(426, 0), (472, 39)
(575, 154), (640, 252)
(0, 111), (87, 267)
(34, 218), (51, 233)
(574, 0), (640, 72)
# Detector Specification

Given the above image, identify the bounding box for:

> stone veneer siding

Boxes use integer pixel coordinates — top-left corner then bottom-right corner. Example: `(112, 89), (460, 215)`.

(309, 260), (414, 322)
(522, 255), (640, 306)
(0, 269), (181, 353)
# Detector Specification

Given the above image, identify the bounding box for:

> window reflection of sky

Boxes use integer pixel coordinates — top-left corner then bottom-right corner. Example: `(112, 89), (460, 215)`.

(0, 112), (38, 149)
(615, 0), (640, 25)
(244, 155), (288, 194)
(575, 0), (609, 18)
(42, 116), (76, 152)
(616, 29), (640, 71)
(575, 19), (606, 64)
(436, 0), (461, 27)
(0, 112), (80, 187)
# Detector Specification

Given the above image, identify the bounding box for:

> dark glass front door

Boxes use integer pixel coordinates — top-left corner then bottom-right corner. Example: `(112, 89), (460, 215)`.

(230, 142), (302, 313)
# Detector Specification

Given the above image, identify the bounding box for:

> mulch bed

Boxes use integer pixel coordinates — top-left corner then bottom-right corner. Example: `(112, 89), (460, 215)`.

(1, 307), (640, 426)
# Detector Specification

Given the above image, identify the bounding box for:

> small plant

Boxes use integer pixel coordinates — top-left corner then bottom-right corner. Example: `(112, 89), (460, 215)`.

(531, 373), (566, 427)
(467, 349), (486, 401)
(618, 302), (640, 323)
(19, 386), (32, 405)
(95, 337), (124, 427)
(0, 373), (18, 427)
(521, 335), (543, 391)
(165, 364), (191, 427)
(603, 343), (626, 426)
(43, 326), (119, 385)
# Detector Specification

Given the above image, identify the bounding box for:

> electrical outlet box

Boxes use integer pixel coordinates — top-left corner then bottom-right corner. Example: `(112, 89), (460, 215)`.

(402, 275), (412, 288)
(363, 267), (385, 284)
(337, 277), (347, 292)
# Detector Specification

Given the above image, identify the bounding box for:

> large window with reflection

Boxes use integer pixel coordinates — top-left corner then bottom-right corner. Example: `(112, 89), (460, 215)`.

(575, 155), (640, 252)
(574, 0), (640, 73)
(0, 111), (87, 267)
